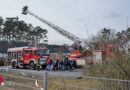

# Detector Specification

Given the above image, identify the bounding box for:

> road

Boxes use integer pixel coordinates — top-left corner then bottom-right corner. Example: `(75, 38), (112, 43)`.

(0, 66), (83, 78)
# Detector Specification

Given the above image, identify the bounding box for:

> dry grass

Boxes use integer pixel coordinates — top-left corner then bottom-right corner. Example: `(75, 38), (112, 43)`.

(83, 55), (130, 80)
(0, 72), (42, 90)
(47, 77), (102, 90)
(0, 72), (102, 90)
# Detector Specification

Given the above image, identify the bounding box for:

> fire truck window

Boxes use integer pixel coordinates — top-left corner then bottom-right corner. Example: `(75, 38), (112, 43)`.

(11, 52), (13, 59)
(34, 50), (37, 55)
(39, 49), (48, 56)
(26, 50), (29, 55)
(30, 50), (32, 55)
(13, 52), (17, 59)
(8, 52), (11, 60)
(47, 50), (50, 55)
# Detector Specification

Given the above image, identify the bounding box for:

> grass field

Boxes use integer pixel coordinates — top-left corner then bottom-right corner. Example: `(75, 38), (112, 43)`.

(0, 71), (102, 90)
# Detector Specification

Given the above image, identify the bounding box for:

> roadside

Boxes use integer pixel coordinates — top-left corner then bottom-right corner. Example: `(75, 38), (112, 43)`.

(0, 66), (83, 79)
(0, 71), (101, 90)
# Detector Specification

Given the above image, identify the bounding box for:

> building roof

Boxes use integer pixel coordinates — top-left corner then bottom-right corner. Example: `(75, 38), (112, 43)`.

(0, 41), (28, 53)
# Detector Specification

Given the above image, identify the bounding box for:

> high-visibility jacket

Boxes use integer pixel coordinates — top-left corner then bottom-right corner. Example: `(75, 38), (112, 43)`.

(37, 58), (40, 66)
(82, 48), (86, 53)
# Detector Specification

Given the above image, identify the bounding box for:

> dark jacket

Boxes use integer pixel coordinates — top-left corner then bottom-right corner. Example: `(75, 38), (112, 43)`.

(64, 57), (69, 65)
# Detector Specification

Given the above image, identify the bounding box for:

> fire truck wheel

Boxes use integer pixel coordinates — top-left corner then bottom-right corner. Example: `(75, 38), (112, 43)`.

(42, 65), (47, 69)
(30, 62), (36, 70)
(16, 66), (19, 69)
(23, 65), (26, 69)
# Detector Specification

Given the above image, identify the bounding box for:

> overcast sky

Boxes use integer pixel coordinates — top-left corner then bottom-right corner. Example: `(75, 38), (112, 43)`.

(0, 0), (129, 45)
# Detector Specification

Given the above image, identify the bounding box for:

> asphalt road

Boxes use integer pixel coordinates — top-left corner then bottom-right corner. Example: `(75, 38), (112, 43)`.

(0, 66), (83, 78)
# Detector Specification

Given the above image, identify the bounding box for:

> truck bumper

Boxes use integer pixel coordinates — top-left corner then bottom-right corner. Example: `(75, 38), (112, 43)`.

(76, 60), (86, 66)
(40, 61), (47, 65)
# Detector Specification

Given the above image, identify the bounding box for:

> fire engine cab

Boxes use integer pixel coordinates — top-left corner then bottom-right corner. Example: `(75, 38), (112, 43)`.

(7, 47), (50, 69)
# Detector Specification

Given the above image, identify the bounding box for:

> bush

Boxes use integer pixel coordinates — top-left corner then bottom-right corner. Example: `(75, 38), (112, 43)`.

(83, 55), (130, 80)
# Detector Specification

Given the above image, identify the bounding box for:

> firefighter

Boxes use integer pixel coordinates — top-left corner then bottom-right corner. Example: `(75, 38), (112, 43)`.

(64, 56), (69, 70)
(82, 48), (86, 54)
(78, 45), (82, 52)
(37, 57), (40, 71)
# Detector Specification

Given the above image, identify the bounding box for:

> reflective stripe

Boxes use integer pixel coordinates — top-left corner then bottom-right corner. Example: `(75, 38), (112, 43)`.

(37, 59), (40, 66)
(82, 48), (86, 53)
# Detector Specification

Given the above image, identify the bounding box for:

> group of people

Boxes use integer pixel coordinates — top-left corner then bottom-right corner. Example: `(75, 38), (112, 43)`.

(47, 56), (76, 71)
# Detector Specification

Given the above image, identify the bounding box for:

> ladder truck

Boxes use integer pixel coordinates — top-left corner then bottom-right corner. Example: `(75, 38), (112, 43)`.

(21, 6), (91, 66)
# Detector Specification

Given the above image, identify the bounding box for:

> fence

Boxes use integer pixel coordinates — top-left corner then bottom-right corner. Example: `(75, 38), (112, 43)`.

(0, 70), (130, 90)
(47, 73), (130, 90)
(0, 67), (45, 90)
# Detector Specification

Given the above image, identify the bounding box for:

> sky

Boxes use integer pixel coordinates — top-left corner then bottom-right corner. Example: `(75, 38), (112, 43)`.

(0, 0), (130, 45)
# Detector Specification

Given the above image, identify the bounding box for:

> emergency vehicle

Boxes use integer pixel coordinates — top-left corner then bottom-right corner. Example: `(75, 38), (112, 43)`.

(7, 47), (50, 69)
(70, 44), (119, 65)
(21, 6), (120, 66)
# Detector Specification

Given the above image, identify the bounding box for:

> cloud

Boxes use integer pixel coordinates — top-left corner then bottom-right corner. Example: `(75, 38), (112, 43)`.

(105, 10), (122, 18)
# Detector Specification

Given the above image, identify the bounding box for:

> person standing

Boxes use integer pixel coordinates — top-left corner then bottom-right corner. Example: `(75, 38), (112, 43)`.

(59, 60), (63, 71)
(64, 56), (69, 70)
(52, 61), (56, 71)
(47, 58), (52, 71)
(56, 59), (59, 70)
(72, 60), (76, 71)
(69, 60), (73, 71)
(37, 57), (40, 71)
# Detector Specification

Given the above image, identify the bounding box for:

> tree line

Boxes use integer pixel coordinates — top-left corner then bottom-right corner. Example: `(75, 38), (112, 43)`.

(89, 27), (130, 50)
(85, 28), (130, 80)
(0, 16), (48, 46)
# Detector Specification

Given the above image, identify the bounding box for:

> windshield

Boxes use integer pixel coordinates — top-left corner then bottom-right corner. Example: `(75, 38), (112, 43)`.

(39, 49), (49, 56)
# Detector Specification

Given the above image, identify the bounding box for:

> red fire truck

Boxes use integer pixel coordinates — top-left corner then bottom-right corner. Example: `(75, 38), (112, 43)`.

(69, 44), (119, 65)
(107, 44), (119, 57)
(7, 47), (50, 69)
(21, 6), (120, 66)
(70, 50), (86, 66)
